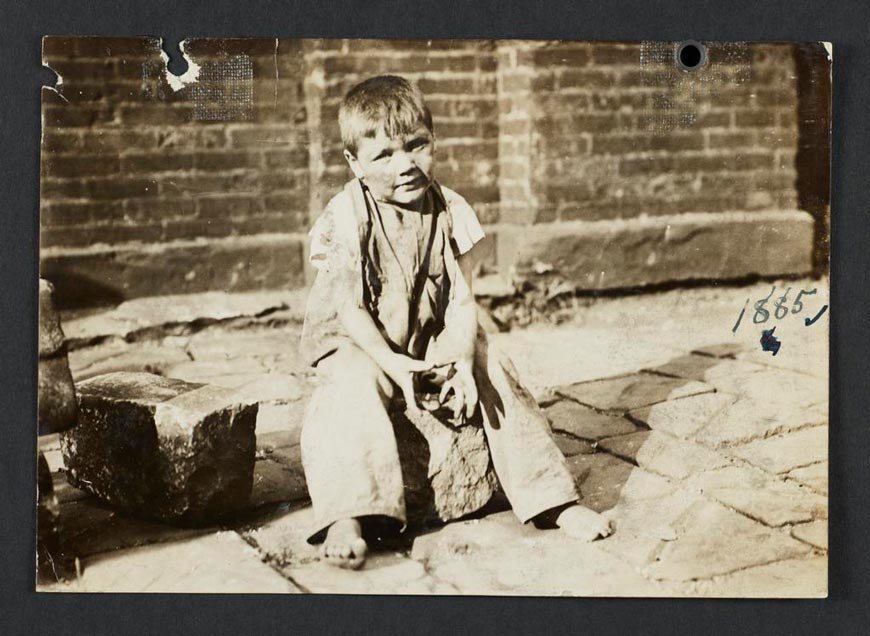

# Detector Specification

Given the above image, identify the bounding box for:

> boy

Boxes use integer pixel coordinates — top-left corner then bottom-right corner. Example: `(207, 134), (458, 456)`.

(300, 75), (611, 570)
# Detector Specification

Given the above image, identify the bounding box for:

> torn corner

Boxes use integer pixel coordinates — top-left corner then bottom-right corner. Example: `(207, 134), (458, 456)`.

(821, 42), (832, 61)
(160, 39), (201, 92)
(41, 63), (68, 104)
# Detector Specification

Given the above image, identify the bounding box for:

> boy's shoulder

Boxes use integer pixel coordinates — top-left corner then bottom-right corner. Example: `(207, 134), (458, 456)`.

(434, 182), (474, 212)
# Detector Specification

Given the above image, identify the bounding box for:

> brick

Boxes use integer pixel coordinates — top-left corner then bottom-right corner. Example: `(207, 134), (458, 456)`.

(735, 110), (777, 127)
(41, 201), (121, 227)
(119, 105), (195, 126)
(43, 105), (116, 128)
(592, 45), (639, 65)
(532, 46), (590, 67)
(42, 154), (120, 178)
(558, 69), (618, 89)
(121, 152), (195, 173)
(194, 150), (262, 171)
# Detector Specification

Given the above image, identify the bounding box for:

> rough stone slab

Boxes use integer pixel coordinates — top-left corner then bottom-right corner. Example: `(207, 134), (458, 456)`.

(43, 233), (307, 312)
(255, 402), (306, 437)
(393, 407), (499, 524)
(687, 465), (827, 527)
(47, 531), (300, 593)
(39, 279), (66, 357)
(42, 448), (64, 473)
(496, 210), (814, 291)
(791, 519), (827, 551)
(38, 356), (78, 435)
(557, 373), (714, 414)
(629, 392), (737, 439)
(61, 372), (257, 524)
(184, 328), (302, 363)
(601, 430), (733, 480)
(544, 400), (639, 440)
(243, 505), (320, 569)
(249, 459), (308, 508)
(474, 273), (514, 298)
(644, 499), (812, 581)
(165, 360), (274, 383)
(787, 462), (828, 495)
(411, 511), (667, 596)
(695, 398), (828, 448)
(691, 556), (827, 598)
(730, 426), (828, 474)
(553, 432), (595, 457)
(565, 452), (635, 512)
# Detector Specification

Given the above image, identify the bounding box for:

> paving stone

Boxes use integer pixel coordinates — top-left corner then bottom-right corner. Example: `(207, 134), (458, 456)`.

(644, 499), (811, 581)
(249, 459), (308, 508)
(411, 512), (666, 596)
(601, 430), (733, 480)
(691, 342), (752, 359)
(243, 505), (320, 568)
(543, 400), (639, 440)
(791, 519), (827, 551)
(687, 465), (827, 527)
(629, 392), (737, 439)
(730, 426), (828, 474)
(708, 367), (826, 410)
(553, 432), (595, 457)
(70, 342), (192, 382)
(565, 452), (635, 512)
(66, 531), (299, 593)
(490, 326), (684, 400)
(42, 448), (65, 473)
(287, 553), (459, 595)
(62, 372), (258, 524)
(63, 289), (306, 345)
(691, 556), (827, 598)
(185, 328), (298, 364)
(255, 401), (306, 437)
(787, 462), (828, 495)
(597, 488), (707, 568)
(165, 359), (271, 384)
(557, 373), (714, 414)
(53, 497), (208, 561)
(257, 429), (300, 452)
(646, 355), (772, 394)
(694, 398), (828, 448)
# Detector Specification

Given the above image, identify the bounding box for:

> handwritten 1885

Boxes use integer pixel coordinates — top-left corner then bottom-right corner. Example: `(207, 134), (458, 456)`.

(732, 285), (828, 333)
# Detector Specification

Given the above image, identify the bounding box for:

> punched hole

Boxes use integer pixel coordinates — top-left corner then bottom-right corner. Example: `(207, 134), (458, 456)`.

(675, 40), (707, 71)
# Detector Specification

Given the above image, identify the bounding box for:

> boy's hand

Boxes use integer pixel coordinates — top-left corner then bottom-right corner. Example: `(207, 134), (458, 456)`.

(437, 358), (478, 421)
(379, 352), (433, 416)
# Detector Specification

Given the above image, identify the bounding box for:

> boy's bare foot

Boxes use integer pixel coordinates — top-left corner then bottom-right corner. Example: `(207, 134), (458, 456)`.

(555, 505), (613, 541)
(320, 518), (368, 570)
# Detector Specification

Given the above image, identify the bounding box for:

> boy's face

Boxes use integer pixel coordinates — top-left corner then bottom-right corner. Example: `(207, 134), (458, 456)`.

(344, 125), (435, 209)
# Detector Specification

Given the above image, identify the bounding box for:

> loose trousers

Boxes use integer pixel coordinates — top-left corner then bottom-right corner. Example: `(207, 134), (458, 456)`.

(300, 332), (579, 542)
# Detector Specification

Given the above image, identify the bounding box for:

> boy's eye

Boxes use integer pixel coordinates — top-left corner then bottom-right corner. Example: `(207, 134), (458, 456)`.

(407, 138), (429, 151)
(372, 151), (391, 161)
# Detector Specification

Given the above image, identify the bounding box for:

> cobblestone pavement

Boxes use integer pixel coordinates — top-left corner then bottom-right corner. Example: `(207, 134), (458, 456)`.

(37, 278), (828, 596)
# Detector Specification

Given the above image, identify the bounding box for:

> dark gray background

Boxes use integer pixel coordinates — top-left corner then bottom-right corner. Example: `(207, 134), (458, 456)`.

(2, 1), (867, 634)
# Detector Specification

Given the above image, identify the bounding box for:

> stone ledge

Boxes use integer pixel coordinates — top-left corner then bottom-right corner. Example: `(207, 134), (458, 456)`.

(492, 210), (815, 290)
(40, 233), (308, 309)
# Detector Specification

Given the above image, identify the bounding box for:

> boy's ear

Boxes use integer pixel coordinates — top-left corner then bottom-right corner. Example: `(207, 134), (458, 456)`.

(343, 149), (365, 180)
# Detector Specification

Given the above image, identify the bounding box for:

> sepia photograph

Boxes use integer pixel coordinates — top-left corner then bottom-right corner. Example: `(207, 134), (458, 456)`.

(36, 36), (830, 596)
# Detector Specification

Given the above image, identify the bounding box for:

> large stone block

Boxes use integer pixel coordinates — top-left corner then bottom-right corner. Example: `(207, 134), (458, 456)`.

(392, 405), (499, 526)
(61, 372), (258, 524)
(38, 278), (77, 435)
(497, 210), (815, 291)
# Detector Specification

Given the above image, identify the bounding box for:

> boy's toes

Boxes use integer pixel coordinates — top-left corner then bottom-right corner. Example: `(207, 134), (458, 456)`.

(556, 505), (614, 542)
(320, 538), (368, 570)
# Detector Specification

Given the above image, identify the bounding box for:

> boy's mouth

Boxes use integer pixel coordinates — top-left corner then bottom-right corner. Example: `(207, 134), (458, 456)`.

(397, 176), (427, 190)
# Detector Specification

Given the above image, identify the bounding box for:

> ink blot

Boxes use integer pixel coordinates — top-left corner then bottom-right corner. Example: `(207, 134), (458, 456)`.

(760, 326), (781, 356)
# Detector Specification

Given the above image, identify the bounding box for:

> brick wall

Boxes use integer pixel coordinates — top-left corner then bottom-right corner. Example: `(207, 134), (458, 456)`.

(40, 37), (827, 307)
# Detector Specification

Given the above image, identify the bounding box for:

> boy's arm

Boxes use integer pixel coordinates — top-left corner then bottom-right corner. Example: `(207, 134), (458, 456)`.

(337, 301), (432, 415)
(428, 247), (479, 418)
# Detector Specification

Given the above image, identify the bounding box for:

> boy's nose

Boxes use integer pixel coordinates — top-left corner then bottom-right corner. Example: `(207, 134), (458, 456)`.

(394, 152), (417, 175)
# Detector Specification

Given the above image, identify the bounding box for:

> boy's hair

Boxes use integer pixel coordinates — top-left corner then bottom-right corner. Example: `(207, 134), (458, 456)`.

(339, 75), (434, 155)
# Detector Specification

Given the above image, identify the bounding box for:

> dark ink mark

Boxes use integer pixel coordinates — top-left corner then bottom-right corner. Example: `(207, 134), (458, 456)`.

(805, 304), (828, 326)
(760, 327), (781, 356)
(732, 298), (749, 333)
